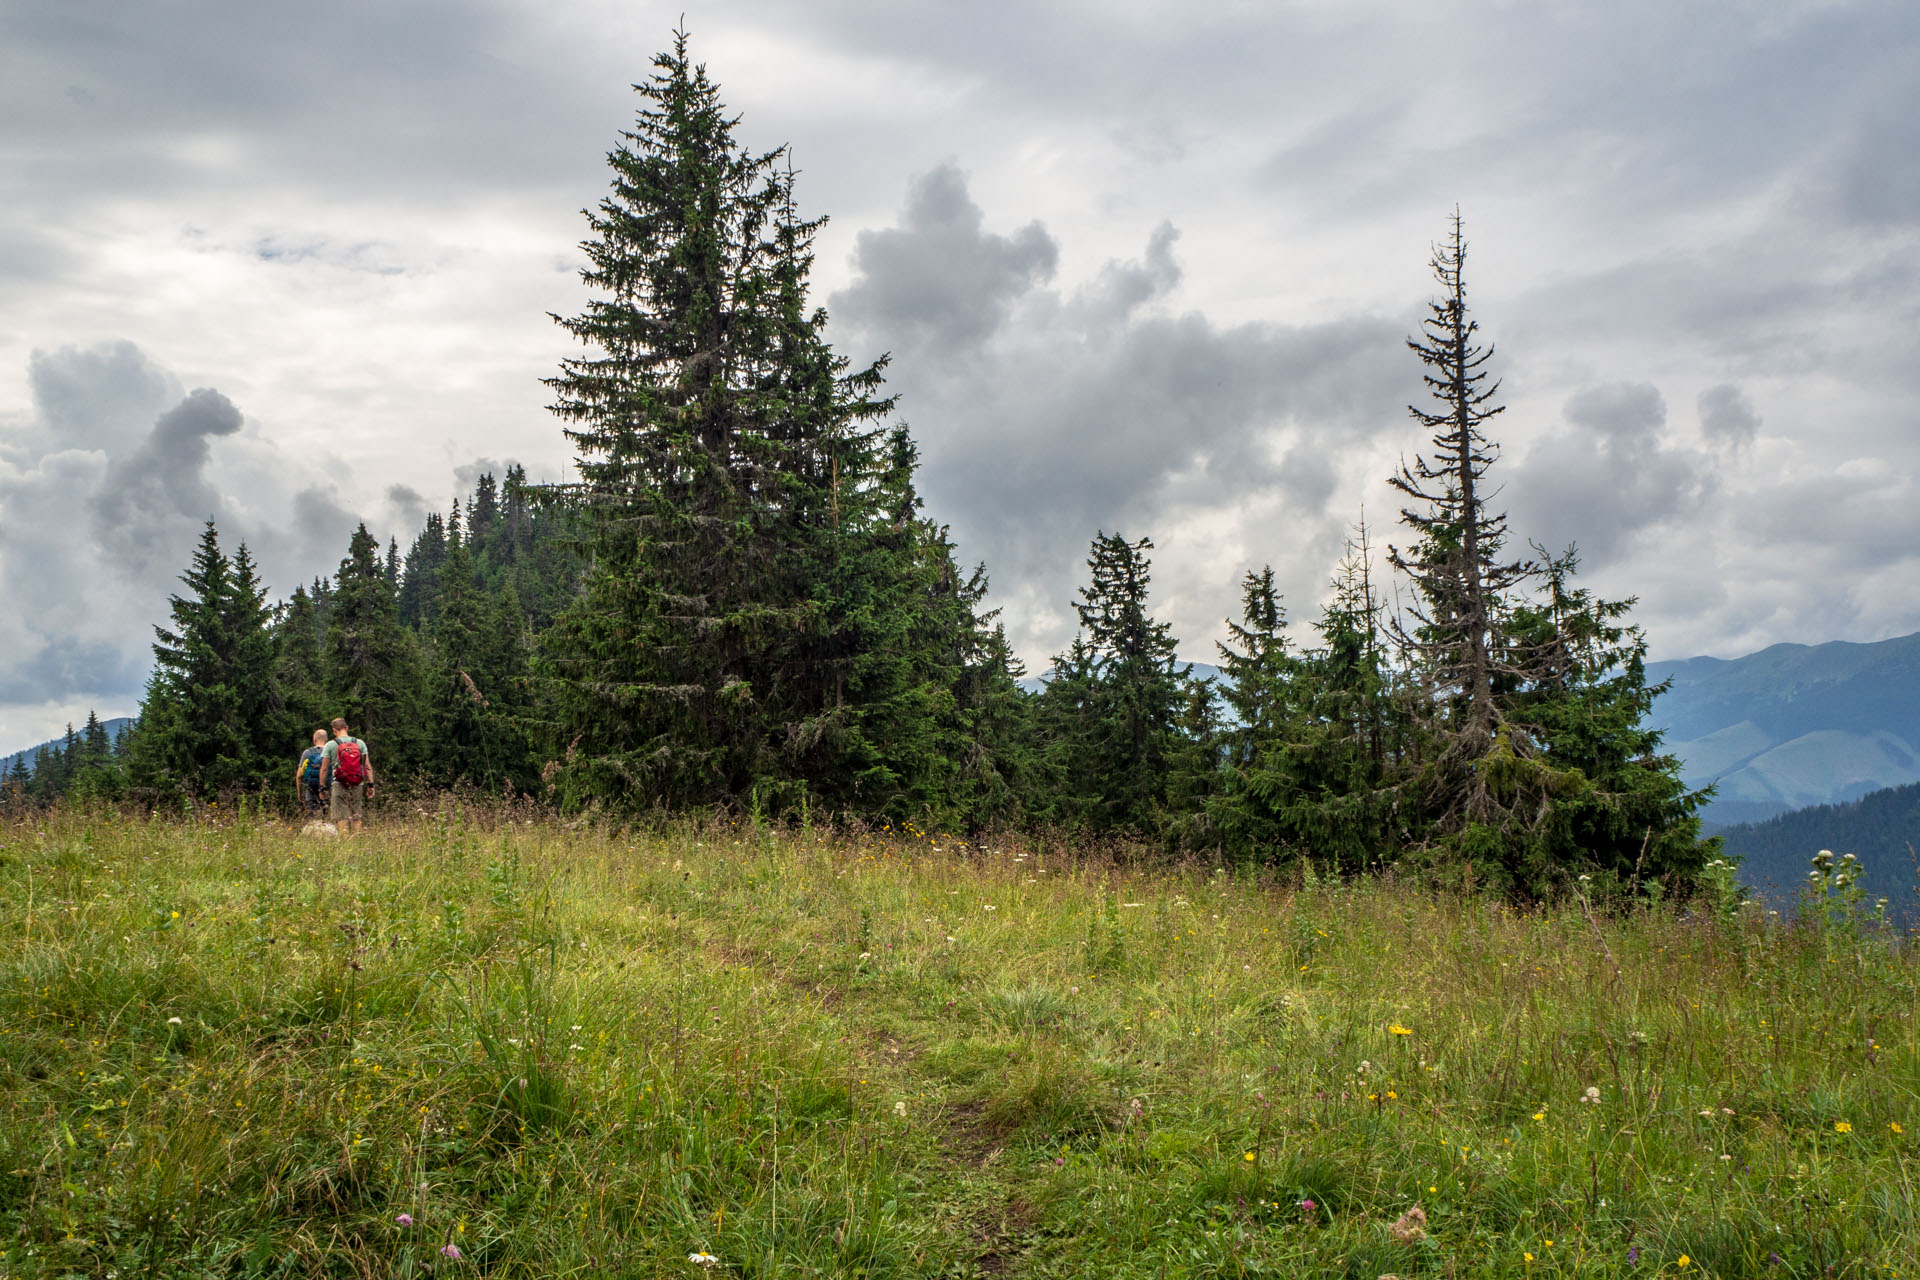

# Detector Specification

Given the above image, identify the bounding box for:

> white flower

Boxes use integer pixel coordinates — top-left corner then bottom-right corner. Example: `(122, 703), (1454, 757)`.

(1580, 1086), (1601, 1104)
(688, 1252), (721, 1267)
(945, 935), (955, 942)
(167, 1017), (182, 1025)
(983, 904), (996, 912)
(893, 1101), (908, 1118)
(858, 952), (871, 960)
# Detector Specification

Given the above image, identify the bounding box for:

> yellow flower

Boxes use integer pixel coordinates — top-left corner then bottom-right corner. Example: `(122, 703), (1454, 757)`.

(1892, 1121), (1905, 1134)
(1243, 1151), (1256, 1162)
(1524, 1252), (1534, 1263)
(1835, 1121), (1853, 1133)
(1678, 1256), (1691, 1269)
(1532, 1111), (1546, 1122)
(1389, 1024), (1413, 1036)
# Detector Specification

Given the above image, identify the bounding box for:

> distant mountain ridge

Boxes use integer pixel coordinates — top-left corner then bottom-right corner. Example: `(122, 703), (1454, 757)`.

(1646, 632), (1920, 826)
(2, 718), (136, 776)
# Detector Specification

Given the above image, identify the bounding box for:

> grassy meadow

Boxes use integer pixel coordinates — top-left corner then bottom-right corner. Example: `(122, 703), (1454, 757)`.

(0, 807), (1913, 1277)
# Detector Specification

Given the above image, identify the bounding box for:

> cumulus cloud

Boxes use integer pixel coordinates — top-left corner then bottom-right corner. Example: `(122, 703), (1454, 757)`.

(1507, 382), (1714, 568)
(830, 169), (1408, 661)
(0, 341), (407, 745)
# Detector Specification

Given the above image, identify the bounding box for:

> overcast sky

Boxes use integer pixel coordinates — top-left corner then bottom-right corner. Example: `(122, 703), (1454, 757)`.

(2, 0), (1916, 748)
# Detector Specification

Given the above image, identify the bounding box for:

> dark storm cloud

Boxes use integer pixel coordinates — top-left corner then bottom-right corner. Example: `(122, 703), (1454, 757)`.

(0, 342), (468, 736)
(1508, 382), (1713, 569)
(93, 387), (244, 576)
(386, 484), (430, 535)
(831, 169), (1407, 656)
(835, 165), (1058, 351)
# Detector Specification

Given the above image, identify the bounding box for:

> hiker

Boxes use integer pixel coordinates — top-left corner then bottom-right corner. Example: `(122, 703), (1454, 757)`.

(319, 717), (374, 833)
(295, 728), (328, 817)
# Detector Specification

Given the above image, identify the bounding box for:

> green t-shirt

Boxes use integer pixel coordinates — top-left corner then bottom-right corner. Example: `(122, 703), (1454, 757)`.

(322, 737), (372, 784)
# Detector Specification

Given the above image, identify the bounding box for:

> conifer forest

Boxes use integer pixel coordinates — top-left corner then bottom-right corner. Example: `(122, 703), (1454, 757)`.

(2, 34), (1716, 903)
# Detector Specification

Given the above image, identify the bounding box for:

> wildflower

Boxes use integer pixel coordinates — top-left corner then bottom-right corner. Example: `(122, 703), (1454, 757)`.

(1532, 1111), (1546, 1122)
(689, 1253), (721, 1267)
(1243, 1151), (1256, 1162)
(1524, 1253), (1534, 1263)
(439, 1243), (462, 1259)
(1835, 1121), (1853, 1133)
(1892, 1122), (1904, 1134)
(1389, 1206), (1427, 1243)
(1628, 1245), (1640, 1264)
(394, 1213), (414, 1227)
(983, 904), (996, 912)
(1389, 1024), (1413, 1036)
(893, 1101), (908, 1118)
(167, 1016), (182, 1026)
(1580, 1086), (1601, 1105)
(1299, 1198), (1316, 1214)
(1678, 1256), (1691, 1269)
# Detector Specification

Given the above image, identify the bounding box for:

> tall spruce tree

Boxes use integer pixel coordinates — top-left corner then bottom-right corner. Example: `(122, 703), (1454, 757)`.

(539, 31), (988, 817)
(1387, 214), (1536, 831)
(128, 521), (276, 798)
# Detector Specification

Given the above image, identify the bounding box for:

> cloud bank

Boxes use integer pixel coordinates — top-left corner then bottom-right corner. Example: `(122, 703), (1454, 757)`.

(3, 0), (1918, 742)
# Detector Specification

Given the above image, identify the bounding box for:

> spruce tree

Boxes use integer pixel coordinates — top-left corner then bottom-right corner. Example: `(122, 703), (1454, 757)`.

(430, 543), (532, 791)
(1499, 547), (1712, 891)
(326, 524), (425, 784)
(1388, 214), (1535, 832)
(127, 521), (275, 799)
(397, 511), (449, 628)
(271, 584), (331, 749)
(540, 31), (978, 817)
(1205, 567), (1301, 856)
(1035, 534), (1187, 833)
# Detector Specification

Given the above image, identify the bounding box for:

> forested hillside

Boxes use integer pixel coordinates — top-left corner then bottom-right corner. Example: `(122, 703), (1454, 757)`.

(1717, 779), (1920, 917)
(2, 34), (1715, 901)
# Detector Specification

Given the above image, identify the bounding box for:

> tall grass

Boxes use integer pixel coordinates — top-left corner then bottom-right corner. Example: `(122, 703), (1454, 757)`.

(0, 807), (1912, 1276)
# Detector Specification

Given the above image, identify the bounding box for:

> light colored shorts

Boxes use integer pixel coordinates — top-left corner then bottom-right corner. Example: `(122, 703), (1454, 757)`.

(330, 781), (366, 822)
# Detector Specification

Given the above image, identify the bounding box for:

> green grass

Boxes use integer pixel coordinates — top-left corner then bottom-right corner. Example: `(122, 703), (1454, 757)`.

(0, 807), (1914, 1277)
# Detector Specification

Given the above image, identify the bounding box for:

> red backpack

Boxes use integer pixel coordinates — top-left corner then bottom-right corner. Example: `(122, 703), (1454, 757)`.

(334, 740), (366, 786)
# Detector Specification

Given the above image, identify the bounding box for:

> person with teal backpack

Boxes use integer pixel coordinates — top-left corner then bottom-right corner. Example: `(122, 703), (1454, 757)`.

(294, 728), (328, 817)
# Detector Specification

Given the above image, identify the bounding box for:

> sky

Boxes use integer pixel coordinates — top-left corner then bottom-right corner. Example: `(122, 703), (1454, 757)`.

(1, 0), (1916, 749)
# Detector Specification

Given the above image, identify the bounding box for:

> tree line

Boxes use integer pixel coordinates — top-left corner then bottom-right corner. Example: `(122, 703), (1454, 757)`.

(6, 32), (1714, 898)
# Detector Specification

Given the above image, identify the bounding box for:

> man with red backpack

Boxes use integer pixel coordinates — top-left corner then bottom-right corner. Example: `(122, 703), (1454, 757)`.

(320, 717), (375, 833)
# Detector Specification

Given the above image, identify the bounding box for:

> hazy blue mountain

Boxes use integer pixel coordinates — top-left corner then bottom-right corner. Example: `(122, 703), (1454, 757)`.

(1716, 779), (1920, 922)
(1, 718), (135, 776)
(1647, 632), (1920, 826)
